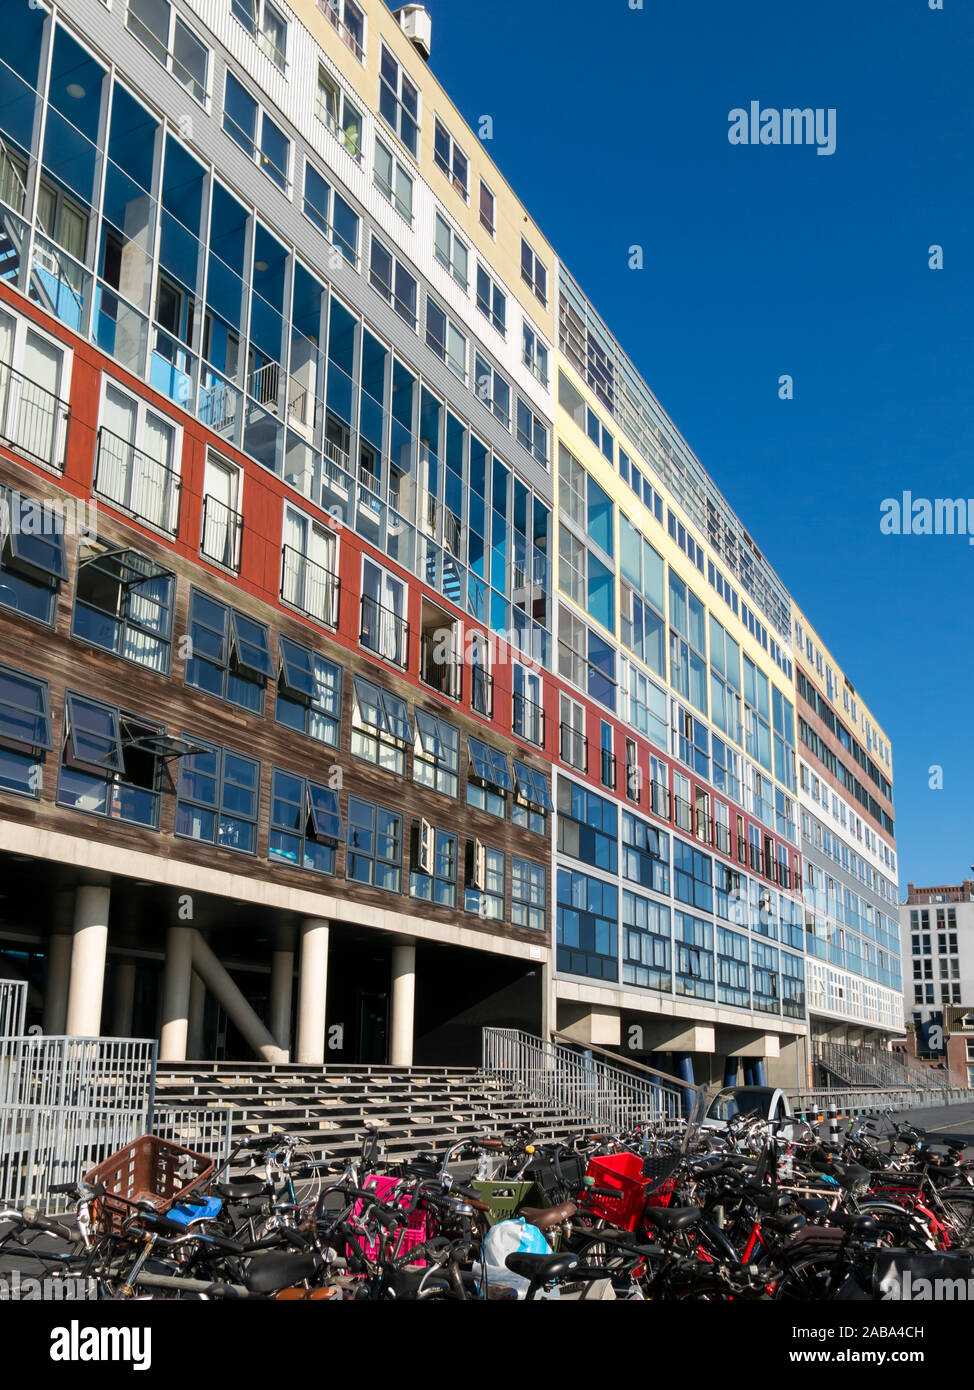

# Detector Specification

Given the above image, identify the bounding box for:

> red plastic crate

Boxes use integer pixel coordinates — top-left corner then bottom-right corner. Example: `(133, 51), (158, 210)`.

(581, 1153), (650, 1231)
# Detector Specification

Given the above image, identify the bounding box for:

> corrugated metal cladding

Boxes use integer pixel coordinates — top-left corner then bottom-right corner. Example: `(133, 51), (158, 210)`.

(60, 0), (554, 504)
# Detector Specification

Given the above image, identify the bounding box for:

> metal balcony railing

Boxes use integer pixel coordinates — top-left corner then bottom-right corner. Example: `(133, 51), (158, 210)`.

(600, 748), (617, 790)
(0, 357), (70, 470)
(471, 664), (493, 718)
(650, 780), (670, 821)
(200, 494), (243, 571)
(360, 593), (409, 667)
(673, 796), (694, 834)
(420, 631), (461, 699)
(94, 427), (181, 534)
(282, 545), (340, 627)
(559, 724), (588, 772)
(512, 691), (545, 747)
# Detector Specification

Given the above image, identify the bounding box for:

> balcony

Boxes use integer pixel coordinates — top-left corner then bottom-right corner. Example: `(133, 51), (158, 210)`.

(419, 628), (461, 700)
(319, 0), (364, 60)
(673, 796), (694, 834)
(513, 691), (545, 747)
(625, 762), (641, 802)
(282, 544), (340, 627)
(650, 779), (670, 821)
(0, 358), (70, 470)
(93, 427), (181, 534)
(695, 808), (714, 845)
(559, 723), (588, 773)
(200, 494), (243, 571)
(360, 593), (409, 668)
(600, 748), (617, 790)
(714, 822), (732, 856)
(471, 664), (493, 719)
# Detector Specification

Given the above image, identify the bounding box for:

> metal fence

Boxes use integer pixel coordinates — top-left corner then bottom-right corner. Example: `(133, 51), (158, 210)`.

(813, 1040), (953, 1093)
(788, 1086), (974, 1119)
(0, 979), (26, 1039)
(482, 1026), (701, 1133)
(0, 1024), (233, 1211)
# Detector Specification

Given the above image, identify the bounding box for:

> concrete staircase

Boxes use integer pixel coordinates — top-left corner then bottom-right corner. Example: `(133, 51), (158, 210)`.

(153, 1062), (593, 1165)
(814, 1041), (952, 1093)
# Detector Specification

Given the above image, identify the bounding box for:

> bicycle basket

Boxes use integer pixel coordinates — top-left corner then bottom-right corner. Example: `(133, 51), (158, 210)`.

(83, 1134), (215, 1239)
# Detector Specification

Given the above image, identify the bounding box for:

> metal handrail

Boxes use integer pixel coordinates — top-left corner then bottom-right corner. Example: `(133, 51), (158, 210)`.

(200, 493), (243, 570)
(0, 980), (26, 1038)
(281, 544), (340, 627)
(482, 1026), (708, 1142)
(94, 426), (181, 534)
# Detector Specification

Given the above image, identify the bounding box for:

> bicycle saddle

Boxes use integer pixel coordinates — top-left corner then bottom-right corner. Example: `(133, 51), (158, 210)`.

(518, 1201), (577, 1231)
(641, 1205), (701, 1233)
(505, 1251), (579, 1282)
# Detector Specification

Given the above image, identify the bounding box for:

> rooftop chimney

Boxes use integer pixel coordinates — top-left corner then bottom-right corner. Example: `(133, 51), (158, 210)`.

(395, 5), (432, 61)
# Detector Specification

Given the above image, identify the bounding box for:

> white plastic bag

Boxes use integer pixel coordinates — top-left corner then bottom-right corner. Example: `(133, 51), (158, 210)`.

(475, 1218), (558, 1300)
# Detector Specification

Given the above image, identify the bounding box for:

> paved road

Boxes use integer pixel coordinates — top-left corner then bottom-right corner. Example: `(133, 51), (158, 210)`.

(892, 1101), (974, 1156)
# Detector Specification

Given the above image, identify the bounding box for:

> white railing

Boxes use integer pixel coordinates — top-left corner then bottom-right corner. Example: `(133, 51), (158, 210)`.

(788, 1086), (974, 1119)
(482, 1027), (702, 1133)
(0, 1035), (156, 1112)
(0, 980), (26, 1039)
(0, 1102), (148, 1212)
(151, 1105), (233, 1164)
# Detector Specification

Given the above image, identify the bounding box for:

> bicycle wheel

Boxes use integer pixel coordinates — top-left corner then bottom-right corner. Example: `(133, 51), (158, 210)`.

(937, 1190), (974, 1247)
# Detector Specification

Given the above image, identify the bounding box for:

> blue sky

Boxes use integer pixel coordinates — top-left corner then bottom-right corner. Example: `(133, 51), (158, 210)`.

(416, 0), (974, 892)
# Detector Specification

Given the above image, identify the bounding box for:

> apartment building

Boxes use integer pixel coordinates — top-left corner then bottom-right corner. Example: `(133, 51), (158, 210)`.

(901, 880), (974, 1023)
(790, 613), (902, 1055)
(0, 0), (901, 1080)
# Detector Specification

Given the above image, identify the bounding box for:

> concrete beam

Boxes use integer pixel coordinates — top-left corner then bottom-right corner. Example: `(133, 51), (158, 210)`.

(558, 1004), (622, 1047)
(190, 930), (287, 1064)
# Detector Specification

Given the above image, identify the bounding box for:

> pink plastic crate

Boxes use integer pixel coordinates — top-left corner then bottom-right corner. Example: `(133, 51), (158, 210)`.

(348, 1174), (428, 1265)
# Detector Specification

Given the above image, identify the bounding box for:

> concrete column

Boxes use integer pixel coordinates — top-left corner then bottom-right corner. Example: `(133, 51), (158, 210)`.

(390, 942), (416, 1066)
(295, 919), (329, 1065)
(190, 930), (288, 1064)
(43, 889), (75, 1035)
(111, 959), (137, 1037)
(160, 926), (193, 1062)
(269, 923), (295, 1056)
(187, 972), (205, 1059)
(66, 884), (111, 1037)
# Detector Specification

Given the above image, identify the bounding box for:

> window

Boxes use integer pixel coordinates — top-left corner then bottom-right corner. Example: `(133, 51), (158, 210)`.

(559, 692), (587, 771)
(675, 912), (715, 1000)
(523, 322), (549, 388)
(351, 675), (411, 776)
(413, 708), (460, 797)
(512, 759), (551, 835)
(465, 842), (504, 920)
(347, 797), (402, 891)
(557, 869), (618, 981)
(512, 663), (544, 746)
(57, 694), (163, 828)
(410, 822), (457, 906)
(0, 663), (52, 797)
(669, 570), (707, 715)
(622, 813), (669, 892)
(426, 300), (467, 381)
(520, 236), (548, 307)
(433, 117), (468, 198)
(369, 234), (418, 329)
(96, 382), (180, 533)
(434, 213), (469, 290)
(269, 768), (344, 875)
(374, 136), (413, 221)
(0, 485), (67, 626)
(717, 927), (750, 1008)
(126, 0), (209, 102)
(175, 738), (259, 853)
(752, 940), (780, 1014)
(516, 397), (547, 467)
(281, 505), (339, 627)
(473, 354), (510, 428)
(200, 454), (242, 570)
(0, 304), (70, 470)
(232, 0), (287, 69)
(303, 162), (358, 263)
(673, 838), (714, 913)
(223, 73), (289, 189)
(623, 891), (670, 991)
(315, 66), (363, 161)
(557, 778), (617, 872)
(72, 541), (174, 674)
(360, 557), (409, 666)
(470, 631), (493, 717)
(320, 0), (365, 61)
(467, 736), (513, 817)
(479, 180), (495, 235)
(476, 265), (506, 336)
(378, 44), (419, 157)
(275, 637), (342, 747)
(512, 858), (546, 931)
(185, 590), (272, 713)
